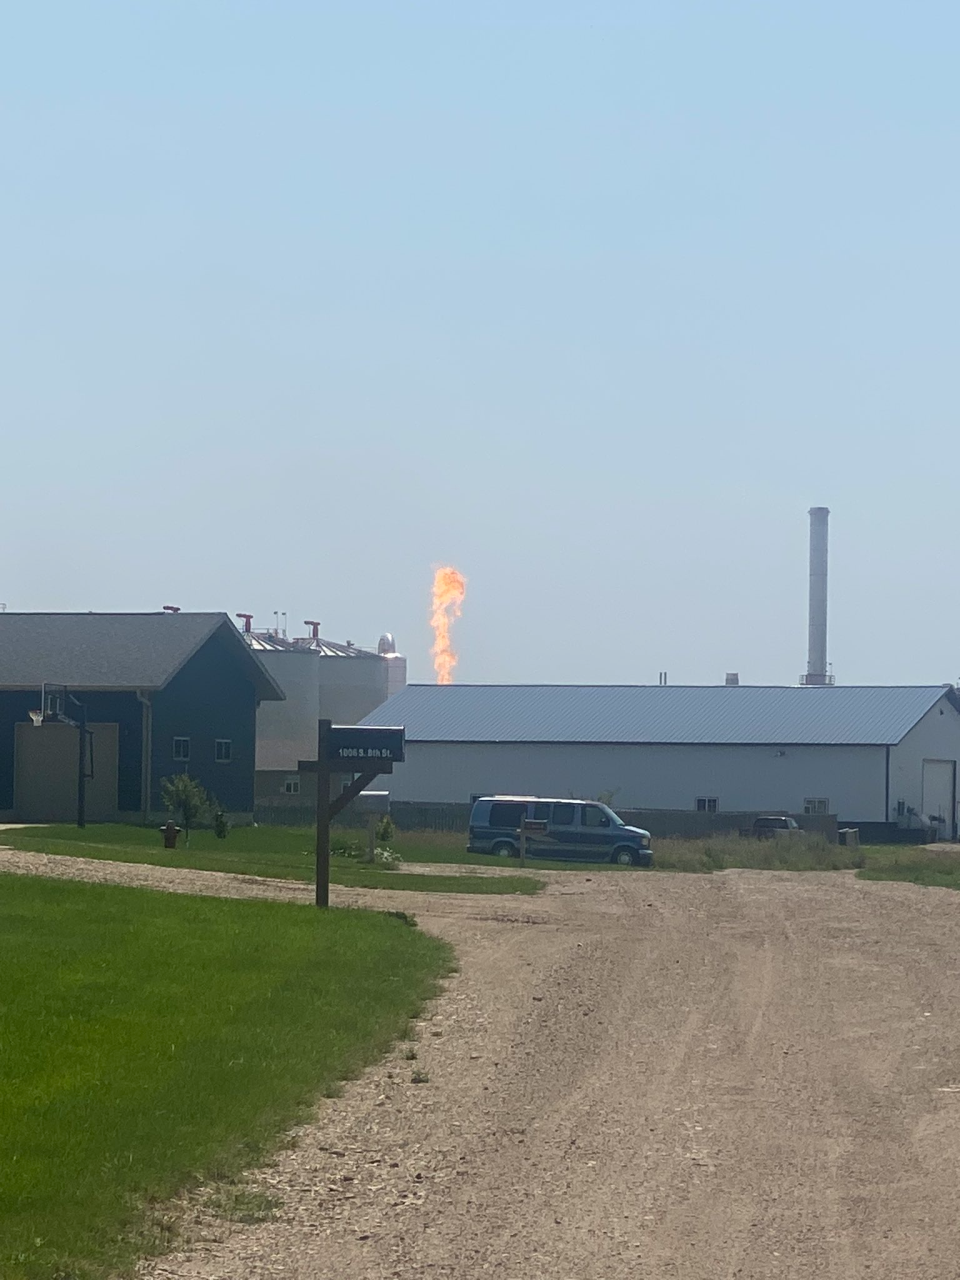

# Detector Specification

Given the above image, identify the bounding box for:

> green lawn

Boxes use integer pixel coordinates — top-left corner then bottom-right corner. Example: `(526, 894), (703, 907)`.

(8, 822), (953, 893)
(0, 825), (544, 895)
(642, 833), (960, 890)
(391, 828), (960, 885)
(650, 833), (870, 873)
(0, 874), (452, 1280)
(641, 834), (955, 881)
(857, 843), (960, 891)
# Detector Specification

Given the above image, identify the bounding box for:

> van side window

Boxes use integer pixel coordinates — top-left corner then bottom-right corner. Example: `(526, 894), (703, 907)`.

(489, 802), (526, 829)
(582, 805), (610, 828)
(552, 803), (576, 825)
(533, 802), (551, 821)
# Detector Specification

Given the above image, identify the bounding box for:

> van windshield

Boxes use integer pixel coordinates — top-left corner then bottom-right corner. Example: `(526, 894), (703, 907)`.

(601, 805), (624, 826)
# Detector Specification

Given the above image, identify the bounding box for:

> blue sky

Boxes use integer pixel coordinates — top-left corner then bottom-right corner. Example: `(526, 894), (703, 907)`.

(3, 2), (958, 686)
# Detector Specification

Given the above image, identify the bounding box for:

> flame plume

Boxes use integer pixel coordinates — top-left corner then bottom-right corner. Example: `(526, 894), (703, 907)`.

(430, 566), (466, 684)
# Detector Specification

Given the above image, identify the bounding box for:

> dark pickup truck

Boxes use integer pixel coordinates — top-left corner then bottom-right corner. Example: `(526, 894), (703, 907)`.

(739, 815), (801, 840)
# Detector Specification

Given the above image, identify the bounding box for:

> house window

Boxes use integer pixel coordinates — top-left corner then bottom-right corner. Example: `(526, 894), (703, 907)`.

(215, 739), (233, 764)
(804, 797), (829, 816)
(284, 777), (300, 795)
(172, 737), (190, 762)
(696, 797), (719, 813)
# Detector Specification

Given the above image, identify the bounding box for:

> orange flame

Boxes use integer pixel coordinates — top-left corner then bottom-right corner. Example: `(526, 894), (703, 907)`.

(430, 566), (467, 684)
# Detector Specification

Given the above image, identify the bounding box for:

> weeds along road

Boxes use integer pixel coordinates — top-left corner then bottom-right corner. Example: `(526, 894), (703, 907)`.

(3, 850), (960, 1278)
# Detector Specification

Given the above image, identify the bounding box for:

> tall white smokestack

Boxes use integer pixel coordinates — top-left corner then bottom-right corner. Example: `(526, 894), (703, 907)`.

(802, 506), (833, 686)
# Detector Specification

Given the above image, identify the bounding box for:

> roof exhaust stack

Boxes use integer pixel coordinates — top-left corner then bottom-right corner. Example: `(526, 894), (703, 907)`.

(303, 620), (321, 639)
(801, 507), (834, 686)
(725, 672), (740, 686)
(235, 612), (253, 634)
(162, 605), (181, 614)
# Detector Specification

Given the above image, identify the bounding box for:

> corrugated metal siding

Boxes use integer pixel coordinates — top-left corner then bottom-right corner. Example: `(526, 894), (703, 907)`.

(360, 684), (949, 746)
(379, 740), (888, 815)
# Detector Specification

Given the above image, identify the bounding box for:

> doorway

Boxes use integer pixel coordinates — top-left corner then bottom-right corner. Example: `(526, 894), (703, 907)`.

(921, 759), (957, 842)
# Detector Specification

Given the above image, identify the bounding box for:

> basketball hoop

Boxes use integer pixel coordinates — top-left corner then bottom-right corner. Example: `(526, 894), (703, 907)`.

(27, 684), (92, 830)
(42, 683), (67, 721)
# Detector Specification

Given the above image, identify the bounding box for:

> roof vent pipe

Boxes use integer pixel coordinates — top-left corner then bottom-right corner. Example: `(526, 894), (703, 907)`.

(235, 612), (253, 634)
(725, 672), (740, 686)
(162, 605), (181, 613)
(303, 620), (321, 639)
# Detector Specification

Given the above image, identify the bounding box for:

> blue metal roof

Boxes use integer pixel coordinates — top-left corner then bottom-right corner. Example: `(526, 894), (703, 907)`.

(359, 684), (953, 746)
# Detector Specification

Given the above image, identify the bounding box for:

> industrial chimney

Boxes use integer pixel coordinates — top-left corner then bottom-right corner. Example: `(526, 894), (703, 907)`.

(801, 507), (834, 686)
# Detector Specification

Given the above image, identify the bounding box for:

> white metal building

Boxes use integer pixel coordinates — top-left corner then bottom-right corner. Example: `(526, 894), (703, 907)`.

(360, 684), (960, 838)
(244, 629), (406, 772)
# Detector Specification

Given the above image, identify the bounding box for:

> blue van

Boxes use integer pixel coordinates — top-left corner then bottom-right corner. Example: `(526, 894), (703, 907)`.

(468, 795), (653, 866)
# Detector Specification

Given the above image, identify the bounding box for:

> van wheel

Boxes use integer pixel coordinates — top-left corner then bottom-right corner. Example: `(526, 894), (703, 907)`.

(492, 841), (517, 858)
(612, 846), (638, 867)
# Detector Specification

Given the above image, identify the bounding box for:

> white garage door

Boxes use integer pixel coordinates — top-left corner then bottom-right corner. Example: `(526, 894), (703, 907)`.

(922, 759), (957, 842)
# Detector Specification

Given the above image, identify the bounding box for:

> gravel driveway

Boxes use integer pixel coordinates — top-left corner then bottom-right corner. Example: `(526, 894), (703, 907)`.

(4, 848), (960, 1278)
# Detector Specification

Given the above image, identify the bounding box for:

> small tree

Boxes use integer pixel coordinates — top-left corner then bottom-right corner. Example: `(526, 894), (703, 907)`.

(376, 814), (395, 845)
(160, 773), (211, 845)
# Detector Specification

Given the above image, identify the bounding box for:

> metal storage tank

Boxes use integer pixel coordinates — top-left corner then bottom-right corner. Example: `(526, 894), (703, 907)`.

(239, 616), (407, 773)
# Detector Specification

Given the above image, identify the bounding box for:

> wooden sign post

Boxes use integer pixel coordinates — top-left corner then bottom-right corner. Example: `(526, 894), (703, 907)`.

(518, 817), (549, 867)
(315, 719), (332, 908)
(309, 721), (405, 908)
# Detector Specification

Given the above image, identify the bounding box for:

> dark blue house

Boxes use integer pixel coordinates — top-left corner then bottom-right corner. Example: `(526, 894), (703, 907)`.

(0, 613), (283, 823)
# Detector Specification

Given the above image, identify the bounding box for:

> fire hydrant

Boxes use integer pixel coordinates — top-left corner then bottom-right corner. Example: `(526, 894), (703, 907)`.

(160, 821), (182, 849)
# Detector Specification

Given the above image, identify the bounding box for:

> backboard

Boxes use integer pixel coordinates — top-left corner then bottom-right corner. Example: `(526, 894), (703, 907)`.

(41, 684), (68, 722)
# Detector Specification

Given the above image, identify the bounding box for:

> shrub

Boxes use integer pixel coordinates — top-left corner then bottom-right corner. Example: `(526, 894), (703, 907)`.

(331, 837), (363, 858)
(159, 773), (213, 844)
(333, 839), (402, 869)
(373, 847), (403, 871)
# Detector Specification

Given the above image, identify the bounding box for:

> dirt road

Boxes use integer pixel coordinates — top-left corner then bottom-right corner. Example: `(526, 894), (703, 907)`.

(4, 850), (960, 1277)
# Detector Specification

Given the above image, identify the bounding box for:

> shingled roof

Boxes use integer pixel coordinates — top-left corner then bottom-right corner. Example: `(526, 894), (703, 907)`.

(0, 612), (283, 700)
